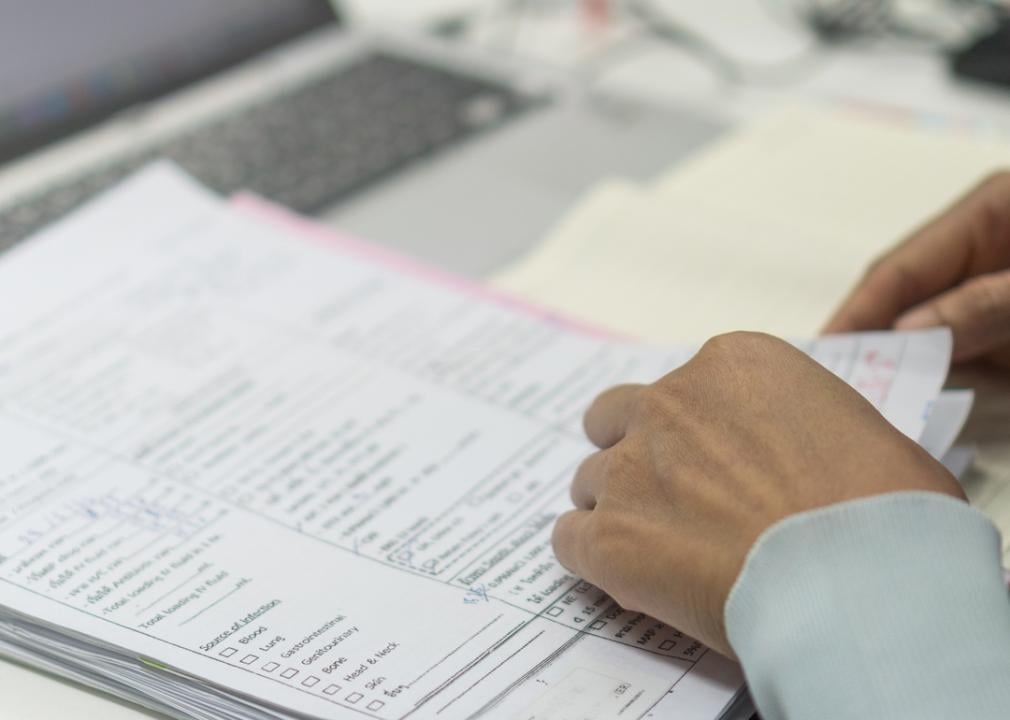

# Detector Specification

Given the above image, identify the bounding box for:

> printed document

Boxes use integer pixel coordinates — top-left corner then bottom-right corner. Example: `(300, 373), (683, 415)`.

(0, 165), (952, 719)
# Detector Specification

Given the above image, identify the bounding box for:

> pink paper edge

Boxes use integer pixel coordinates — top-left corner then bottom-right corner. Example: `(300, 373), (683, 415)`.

(230, 193), (623, 341)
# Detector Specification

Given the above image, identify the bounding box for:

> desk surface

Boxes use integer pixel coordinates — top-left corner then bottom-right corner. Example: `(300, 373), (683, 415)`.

(3, 1), (1010, 717)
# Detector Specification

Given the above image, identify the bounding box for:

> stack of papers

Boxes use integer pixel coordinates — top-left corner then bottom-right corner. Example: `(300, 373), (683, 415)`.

(0, 163), (964, 719)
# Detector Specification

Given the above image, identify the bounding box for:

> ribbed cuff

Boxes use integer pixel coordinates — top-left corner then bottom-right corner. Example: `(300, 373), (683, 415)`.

(726, 491), (1010, 720)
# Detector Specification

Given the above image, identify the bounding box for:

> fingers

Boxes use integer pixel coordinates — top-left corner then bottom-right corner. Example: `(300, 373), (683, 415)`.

(570, 450), (609, 509)
(895, 270), (1010, 362)
(584, 384), (643, 448)
(824, 172), (1010, 333)
(551, 509), (593, 575)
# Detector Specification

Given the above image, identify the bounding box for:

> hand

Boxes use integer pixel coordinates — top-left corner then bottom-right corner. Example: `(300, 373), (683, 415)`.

(824, 172), (1010, 367)
(551, 332), (964, 658)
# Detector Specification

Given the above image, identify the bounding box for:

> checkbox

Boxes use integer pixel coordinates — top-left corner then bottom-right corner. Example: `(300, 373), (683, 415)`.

(323, 684), (341, 696)
(546, 607), (563, 617)
(240, 654), (258, 665)
(281, 668), (299, 679)
(302, 676), (320, 687)
(219, 647), (237, 657)
(346, 692), (363, 704)
(589, 620), (607, 631)
(367, 700), (385, 711)
(659, 639), (676, 651)
(262, 662), (279, 673)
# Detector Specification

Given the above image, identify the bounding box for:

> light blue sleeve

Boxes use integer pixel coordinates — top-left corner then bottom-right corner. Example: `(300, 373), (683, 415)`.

(725, 491), (1010, 720)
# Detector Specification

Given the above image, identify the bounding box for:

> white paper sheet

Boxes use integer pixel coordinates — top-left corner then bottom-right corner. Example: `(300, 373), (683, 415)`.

(920, 390), (975, 461)
(0, 165), (951, 720)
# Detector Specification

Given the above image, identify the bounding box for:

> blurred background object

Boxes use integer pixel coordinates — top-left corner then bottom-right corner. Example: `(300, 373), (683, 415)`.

(0, 0), (724, 274)
(0, 0), (336, 165)
(407, 0), (1010, 124)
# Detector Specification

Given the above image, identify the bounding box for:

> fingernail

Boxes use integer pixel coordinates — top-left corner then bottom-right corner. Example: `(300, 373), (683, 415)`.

(895, 305), (941, 330)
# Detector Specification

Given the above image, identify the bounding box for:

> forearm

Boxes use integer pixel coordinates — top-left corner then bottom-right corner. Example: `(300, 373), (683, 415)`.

(726, 492), (1010, 720)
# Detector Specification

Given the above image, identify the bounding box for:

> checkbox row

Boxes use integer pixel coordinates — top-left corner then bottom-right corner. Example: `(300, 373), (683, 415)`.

(218, 649), (384, 707)
(543, 607), (610, 632)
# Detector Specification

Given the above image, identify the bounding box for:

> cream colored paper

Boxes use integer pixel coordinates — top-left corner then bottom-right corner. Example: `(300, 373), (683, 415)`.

(493, 104), (1010, 342)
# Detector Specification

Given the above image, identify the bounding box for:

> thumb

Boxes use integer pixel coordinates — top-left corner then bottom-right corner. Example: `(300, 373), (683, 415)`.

(895, 270), (1010, 362)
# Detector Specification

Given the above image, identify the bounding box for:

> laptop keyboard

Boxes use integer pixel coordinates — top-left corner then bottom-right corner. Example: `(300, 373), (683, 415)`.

(0, 52), (539, 253)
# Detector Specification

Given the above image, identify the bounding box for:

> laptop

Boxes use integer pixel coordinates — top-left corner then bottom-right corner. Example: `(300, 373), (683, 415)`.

(0, 0), (724, 276)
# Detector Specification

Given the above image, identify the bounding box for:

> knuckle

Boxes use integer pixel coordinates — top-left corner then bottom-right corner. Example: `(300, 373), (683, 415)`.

(635, 385), (673, 423)
(701, 330), (777, 355)
(698, 331), (789, 370)
(699, 331), (742, 356)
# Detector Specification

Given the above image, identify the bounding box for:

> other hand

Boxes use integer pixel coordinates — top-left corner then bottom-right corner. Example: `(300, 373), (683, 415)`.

(551, 332), (964, 657)
(824, 172), (1010, 367)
